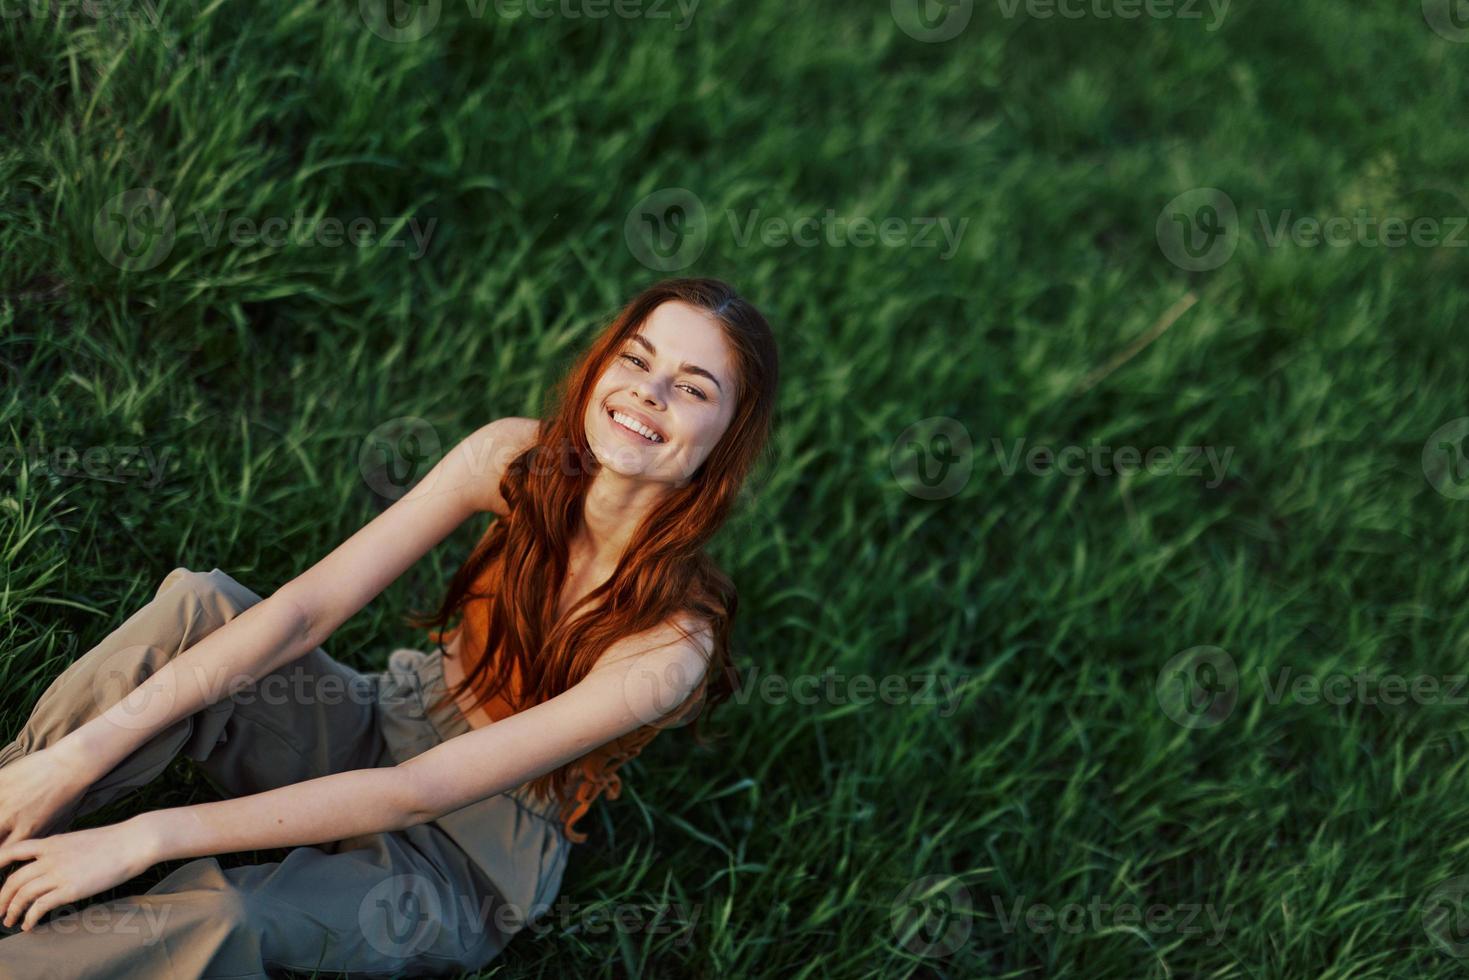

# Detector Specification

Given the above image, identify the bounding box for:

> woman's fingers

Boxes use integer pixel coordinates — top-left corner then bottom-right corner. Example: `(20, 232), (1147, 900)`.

(0, 818), (24, 854)
(3, 870), (50, 927)
(0, 856), (43, 921)
(0, 821), (39, 856)
(0, 837), (38, 874)
(0, 747), (98, 858)
(22, 885), (62, 931)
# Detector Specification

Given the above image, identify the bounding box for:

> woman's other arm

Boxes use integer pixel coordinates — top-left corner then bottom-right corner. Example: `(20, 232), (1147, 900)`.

(134, 618), (710, 861)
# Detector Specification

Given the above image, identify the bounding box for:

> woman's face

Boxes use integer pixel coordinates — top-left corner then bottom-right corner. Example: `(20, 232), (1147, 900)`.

(585, 299), (737, 487)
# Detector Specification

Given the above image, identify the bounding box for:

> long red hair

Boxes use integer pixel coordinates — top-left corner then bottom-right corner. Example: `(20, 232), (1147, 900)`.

(403, 277), (781, 816)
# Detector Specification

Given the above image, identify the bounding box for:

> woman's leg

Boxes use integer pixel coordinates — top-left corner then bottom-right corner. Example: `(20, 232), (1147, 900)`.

(0, 823), (513, 979)
(0, 568), (512, 976)
(0, 566), (385, 833)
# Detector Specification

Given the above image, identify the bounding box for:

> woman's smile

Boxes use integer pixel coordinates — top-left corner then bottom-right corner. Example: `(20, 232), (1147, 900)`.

(607, 407), (666, 444)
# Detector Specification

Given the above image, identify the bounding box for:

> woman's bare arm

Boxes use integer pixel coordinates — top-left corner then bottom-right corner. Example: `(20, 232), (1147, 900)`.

(54, 419), (519, 780)
(59, 597), (314, 780)
(130, 766), (419, 862)
(126, 623), (710, 862)
(402, 620), (710, 821)
(280, 416), (533, 651)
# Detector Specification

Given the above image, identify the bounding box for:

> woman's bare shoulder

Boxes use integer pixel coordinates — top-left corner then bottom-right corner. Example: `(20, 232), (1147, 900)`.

(591, 613), (714, 675)
(473, 416), (542, 518)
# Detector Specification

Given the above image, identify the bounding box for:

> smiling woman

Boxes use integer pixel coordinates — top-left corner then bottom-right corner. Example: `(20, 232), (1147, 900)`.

(409, 278), (781, 846)
(0, 278), (781, 978)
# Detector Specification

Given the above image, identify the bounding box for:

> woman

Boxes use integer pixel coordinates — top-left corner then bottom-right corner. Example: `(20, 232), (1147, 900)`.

(0, 277), (779, 977)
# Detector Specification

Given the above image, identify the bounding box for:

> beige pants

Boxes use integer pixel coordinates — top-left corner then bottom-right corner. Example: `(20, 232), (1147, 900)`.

(0, 567), (570, 979)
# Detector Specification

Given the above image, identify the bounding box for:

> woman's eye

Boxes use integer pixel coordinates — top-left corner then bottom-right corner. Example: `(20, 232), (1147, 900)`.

(620, 353), (707, 400)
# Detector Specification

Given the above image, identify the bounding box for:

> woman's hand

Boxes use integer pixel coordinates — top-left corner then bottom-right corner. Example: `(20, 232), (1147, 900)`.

(0, 741), (103, 849)
(0, 819), (158, 932)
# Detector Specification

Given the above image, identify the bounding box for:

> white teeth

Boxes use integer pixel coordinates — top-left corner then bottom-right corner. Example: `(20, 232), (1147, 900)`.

(611, 411), (663, 442)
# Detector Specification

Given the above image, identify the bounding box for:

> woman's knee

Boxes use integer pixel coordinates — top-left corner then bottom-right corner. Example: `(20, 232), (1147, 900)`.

(157, 568), (261, 620)
(156, 566), (205, 600)
(158, 567), (223, 600)
(197, 881), (256, 934)
(145, 858), (261, 936)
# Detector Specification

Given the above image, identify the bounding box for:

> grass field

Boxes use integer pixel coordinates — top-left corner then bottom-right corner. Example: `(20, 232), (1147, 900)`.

(4, 0), (1469, 976)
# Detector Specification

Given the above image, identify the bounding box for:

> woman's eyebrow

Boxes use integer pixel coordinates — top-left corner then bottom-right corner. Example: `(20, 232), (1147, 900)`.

(630, 333), (723, 393)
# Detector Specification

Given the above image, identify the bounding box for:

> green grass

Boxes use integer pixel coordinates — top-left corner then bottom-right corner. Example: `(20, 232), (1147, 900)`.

(4, 0), (1469, 976)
